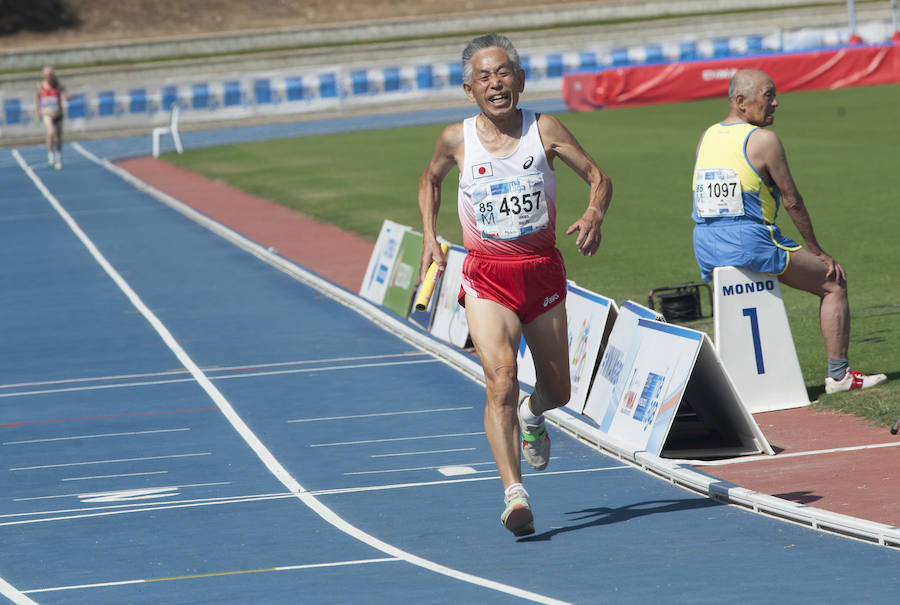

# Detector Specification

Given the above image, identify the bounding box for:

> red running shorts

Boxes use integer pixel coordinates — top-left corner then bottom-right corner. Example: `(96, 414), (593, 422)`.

(458, 248), (567, 324)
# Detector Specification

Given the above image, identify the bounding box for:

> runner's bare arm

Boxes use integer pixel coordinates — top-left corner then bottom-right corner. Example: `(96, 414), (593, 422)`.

(748, 128), (845, 281)
(537, 113), (612, 257)
(417, 123), (463, 281)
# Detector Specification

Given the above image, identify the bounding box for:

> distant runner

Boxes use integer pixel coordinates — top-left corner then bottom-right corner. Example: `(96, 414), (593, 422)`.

(35, 66), (69, 170)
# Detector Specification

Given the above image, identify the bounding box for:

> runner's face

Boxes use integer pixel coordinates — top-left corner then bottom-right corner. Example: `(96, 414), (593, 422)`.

(463, 47), (523, 118)
(744, 79), (778, 126)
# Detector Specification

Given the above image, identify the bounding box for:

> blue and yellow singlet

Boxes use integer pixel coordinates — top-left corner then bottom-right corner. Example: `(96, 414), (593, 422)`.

(691, 122), (780, 225)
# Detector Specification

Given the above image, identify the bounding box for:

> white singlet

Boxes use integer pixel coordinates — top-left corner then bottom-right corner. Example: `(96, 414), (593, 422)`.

(457, 109), (557, 254)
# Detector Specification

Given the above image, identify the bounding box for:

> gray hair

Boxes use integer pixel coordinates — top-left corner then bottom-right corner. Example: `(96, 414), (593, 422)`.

(461, 33), (522, 83)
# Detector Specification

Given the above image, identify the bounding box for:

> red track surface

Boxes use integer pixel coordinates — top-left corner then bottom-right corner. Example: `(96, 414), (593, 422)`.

(118, 156), (900, 528)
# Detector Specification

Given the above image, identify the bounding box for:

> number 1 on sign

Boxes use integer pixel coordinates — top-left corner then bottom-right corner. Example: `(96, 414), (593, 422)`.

(742, 307), (765, 374)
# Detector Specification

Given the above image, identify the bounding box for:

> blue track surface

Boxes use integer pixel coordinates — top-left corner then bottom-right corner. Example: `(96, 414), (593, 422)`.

(2, 115), (900, 604)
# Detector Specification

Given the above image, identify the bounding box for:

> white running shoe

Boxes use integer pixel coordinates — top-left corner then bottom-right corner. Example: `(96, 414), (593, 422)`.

(825, 370), (887, 394)
(500, 485), (534, 536)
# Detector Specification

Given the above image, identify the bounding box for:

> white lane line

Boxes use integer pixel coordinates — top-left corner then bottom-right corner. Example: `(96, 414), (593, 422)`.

(23, 557), (401, 594)
(70, 144), (571, 605)
(0, 576), (36, 605)
(0, 352), (428, 390)
(3, 428), (191, 445)
(685, 441), (900, 466)
(9, 452), (211, 471)
(371, 448), (477, 458)
(0, 359), (440, 399)
(14, 482), (231, 502)
(63, 471), (169, 482)
(344, 461), (497, 476)
(0, 466), (628, 526)
(288, 406), (472, 423)
(311, 431), (485, 447)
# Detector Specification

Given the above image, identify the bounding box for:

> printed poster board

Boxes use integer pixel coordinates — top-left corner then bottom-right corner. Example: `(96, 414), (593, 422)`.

(429, 246), (469, 348)
(583, 300), (771, 458)
(359, 220), (409, 304)
(381, 230), (424, 318)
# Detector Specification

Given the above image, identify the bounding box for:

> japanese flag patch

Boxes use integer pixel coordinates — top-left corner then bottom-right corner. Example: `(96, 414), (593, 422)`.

(472, 162), (493, 179)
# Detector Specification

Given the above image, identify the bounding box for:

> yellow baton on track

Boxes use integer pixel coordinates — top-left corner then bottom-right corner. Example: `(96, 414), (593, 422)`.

(414, 243), (449, 311)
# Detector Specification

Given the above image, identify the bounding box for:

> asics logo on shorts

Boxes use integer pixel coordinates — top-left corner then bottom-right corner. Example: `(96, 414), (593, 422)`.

(543, 292), (560, 307)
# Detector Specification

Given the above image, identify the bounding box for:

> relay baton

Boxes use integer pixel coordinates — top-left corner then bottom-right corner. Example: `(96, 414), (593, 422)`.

(414, 243), (449, 311)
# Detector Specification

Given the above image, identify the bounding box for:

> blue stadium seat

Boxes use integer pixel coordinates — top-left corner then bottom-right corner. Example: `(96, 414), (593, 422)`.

(254, 79), (272, 104)
(98, 91), (116, 116)
(383, 67), (401, 92)
(224, 81), (242, 106)
(4, 98), (21, 125)
(67, 93), (86, 119)
(319, 73), (338, 98)
(162, 86), (178, 111)
(129, 89), (147, 114)
(192, 84), (210, 109)
(545, 54), (564, 78)
(416, 65), (434, 90)
(285, 77), (304, 101)
(351, 70), (370, 95)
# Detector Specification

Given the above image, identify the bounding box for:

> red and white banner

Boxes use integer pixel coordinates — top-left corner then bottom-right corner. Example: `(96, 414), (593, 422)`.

(563, 43), (900, 111)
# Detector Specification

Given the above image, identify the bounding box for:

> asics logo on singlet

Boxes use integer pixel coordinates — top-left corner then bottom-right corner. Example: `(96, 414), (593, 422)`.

(543, 292), (560, 307)
(523, 156), (534, 169)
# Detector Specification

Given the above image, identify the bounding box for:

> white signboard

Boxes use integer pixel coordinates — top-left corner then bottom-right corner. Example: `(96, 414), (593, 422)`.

(585, 300), (771, 458)
(583, 300), (662, 431)
(359, 220), (409, 305)
(429, 246), (469, 348)
(713, 266), (810, 412)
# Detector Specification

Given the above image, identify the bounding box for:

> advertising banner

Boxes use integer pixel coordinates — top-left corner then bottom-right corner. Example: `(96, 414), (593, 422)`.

(563, 43), (900, 111)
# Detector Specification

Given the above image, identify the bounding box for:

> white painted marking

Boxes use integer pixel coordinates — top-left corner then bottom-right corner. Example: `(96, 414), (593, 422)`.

(0, 359), (439, 399)
(0, 466), (626, 526)
(0, 576), (37, 605)
(344, 461), (496, 476)
(0, 352), (426, 391)
(79, 487), (181, 503)
(57, 145), (574, 604)
(9, 452), (210, 471)
(14, 482), (231, 502)
(685, 441), (900, 466)
(63, 471), (169, 481)
(311, 431), (485, 447)
(23, 557), (400, 594)
(3, 428), (190, 445)
(439, 466), (480, 476)
(371, 448), (476, 458)
(288, 406), (472, 423)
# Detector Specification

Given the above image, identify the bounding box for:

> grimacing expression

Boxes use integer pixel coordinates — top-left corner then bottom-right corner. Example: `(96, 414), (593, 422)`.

(463, 47), (524, 117)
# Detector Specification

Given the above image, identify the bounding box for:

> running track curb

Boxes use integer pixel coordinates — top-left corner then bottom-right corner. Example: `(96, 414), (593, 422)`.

(72, 142), (900, 550)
